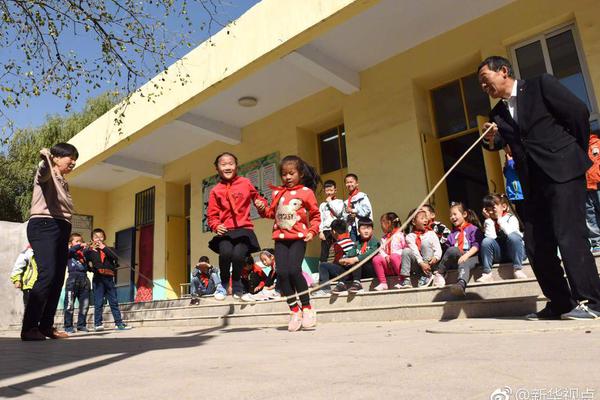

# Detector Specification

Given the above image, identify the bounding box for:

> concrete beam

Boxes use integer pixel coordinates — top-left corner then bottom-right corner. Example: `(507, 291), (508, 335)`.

(283, 44), (360, 94)
(102, 155), (164, 178)
(175, 114), (242, 145)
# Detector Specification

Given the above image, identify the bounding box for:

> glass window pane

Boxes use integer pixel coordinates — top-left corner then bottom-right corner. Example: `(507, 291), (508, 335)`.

(547, 30), (591, 110)
(339, 127), (348, 168)
(462, 73), (490, 129)
(432, 81), (467, 137)
(515, 41), (547, 79)
(319, 128), (341, 174)
(440, 132), (488, 213)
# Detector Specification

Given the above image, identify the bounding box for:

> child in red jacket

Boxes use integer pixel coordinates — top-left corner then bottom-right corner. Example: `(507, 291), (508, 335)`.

(263, 155), (321, 332)
(206, 152), (267, 298)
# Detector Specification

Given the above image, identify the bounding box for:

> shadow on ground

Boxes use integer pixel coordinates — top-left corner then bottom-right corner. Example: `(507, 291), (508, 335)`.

(0, 305), (268, 398)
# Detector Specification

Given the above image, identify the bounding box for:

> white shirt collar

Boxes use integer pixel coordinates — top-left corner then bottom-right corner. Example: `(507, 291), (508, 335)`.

(507, 80), (518, 99)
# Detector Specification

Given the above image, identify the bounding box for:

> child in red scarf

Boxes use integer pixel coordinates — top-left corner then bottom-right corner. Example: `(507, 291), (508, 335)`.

(263, 155), (321, 332)
(402, 208), (442, 288)
(206, 152), (267, 299)
(432, 202), (483, 295)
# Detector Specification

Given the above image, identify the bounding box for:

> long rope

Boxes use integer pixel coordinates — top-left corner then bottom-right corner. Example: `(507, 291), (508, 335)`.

(271, 123), (496, 303)
(110, 124), (495, 304)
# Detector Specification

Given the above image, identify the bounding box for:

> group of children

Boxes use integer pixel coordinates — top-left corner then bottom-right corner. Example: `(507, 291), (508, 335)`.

(200, 150), (528, 333)
(10, 229), (131, 333)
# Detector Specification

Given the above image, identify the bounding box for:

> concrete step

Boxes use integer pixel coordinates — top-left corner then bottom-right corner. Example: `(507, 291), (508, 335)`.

(6, 257), (597, 331)
(74, 295), (545, 329)
(43, 277), (545, 330)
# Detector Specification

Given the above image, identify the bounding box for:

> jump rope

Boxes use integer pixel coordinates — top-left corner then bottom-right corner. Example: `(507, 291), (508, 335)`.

(110, 123), (496, 303)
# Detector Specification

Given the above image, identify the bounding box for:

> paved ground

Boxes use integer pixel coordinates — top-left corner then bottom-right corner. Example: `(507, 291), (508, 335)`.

(1, 318), (599, 400)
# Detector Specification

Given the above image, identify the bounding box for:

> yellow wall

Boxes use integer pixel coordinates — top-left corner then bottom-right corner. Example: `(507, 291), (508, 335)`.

(70, 187), (108, 236)
(71, 0), (600, 299)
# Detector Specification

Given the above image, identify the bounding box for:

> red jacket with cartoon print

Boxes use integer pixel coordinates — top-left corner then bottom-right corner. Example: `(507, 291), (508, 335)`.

(263, 184), (321, 241)
(206, 176), (266, 232)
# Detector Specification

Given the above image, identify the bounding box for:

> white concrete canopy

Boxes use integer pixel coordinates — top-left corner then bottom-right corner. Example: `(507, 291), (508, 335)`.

(283, 45), (360, 94)
(175, 114), (241, 145)
(102, 155), (164, 179)
(70, 0), (514, 191)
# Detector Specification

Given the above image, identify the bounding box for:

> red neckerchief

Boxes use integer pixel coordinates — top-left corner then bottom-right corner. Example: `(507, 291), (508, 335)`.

(494, 211), (507, 233)
(224, 176), (240, 216)
(456, 222), (472, 252)
(200, 271), (210, 287)
(76, 249), (86, 263)
(337, 232), (350, 242)
(414, 227), (430, 249)
(91, 247), (106, 263)
(384, 228), (401, 254)
(347, 188), (359, 209)
(360, 239), (369, 253)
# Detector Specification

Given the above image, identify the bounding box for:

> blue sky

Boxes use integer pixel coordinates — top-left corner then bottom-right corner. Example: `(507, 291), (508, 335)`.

(3, 0), (260, 132)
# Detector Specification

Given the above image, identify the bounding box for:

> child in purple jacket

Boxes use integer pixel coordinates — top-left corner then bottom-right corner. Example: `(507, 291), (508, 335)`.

(432, 202), (483, 296)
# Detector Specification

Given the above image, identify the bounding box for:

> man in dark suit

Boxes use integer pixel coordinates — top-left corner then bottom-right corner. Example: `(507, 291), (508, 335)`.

(478, 55), (600, 320)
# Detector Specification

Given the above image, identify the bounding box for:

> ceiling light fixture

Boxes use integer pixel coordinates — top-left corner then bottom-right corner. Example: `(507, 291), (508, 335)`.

(238, 96), (258, 107)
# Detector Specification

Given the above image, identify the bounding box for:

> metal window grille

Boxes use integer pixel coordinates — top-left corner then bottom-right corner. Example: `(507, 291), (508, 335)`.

(135, 187), (155, 227)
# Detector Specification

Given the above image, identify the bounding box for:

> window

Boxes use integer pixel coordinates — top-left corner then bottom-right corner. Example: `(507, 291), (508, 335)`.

(511, 25), (598, 133)
(318, 124), (347, 174)
(135, 187), (155, 227)
(430, 73), (490, 210)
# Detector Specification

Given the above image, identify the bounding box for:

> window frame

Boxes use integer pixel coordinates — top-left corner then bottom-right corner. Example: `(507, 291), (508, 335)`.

(509, 23), (599, 124)
(317, 124), (347, 174)
(430, 73), (486, 143)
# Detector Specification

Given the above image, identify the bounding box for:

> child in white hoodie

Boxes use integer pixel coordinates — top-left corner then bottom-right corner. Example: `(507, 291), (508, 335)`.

(479, 193), (526, 282)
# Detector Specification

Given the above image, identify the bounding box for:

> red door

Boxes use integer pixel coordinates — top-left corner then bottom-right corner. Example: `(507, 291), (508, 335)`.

(135, 224), (154, 302)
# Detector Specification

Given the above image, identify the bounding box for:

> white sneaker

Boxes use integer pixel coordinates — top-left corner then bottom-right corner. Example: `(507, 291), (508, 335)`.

(214, 292), (226, 301)
(514, 269), (528, 279)
(288, 311), (302, 332)
(476, 272), (494, 283)
(241, 293), (255, 302)
(373, 283), (388, 291)
(301, 308), (316, 329)
(432, 273), (445, 287)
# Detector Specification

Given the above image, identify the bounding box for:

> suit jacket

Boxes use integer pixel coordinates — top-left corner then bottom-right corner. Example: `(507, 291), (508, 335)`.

(483, 74), (591, 187)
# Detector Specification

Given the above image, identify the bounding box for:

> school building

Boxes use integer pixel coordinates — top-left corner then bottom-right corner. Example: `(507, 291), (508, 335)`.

(67, 0), (600, 302)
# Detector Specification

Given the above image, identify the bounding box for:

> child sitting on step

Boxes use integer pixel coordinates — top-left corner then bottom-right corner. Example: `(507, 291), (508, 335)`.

(402, 208), (442, 288)
(240, 256), (269, 302)
(338, 217), (379, 280)
(372, 212), (407, 290)
(479, 193), (526, 283)
(317, 219), (362, 295)
(421, 204), (451, 250)
(258, 249), (281, 299)
(190, 256), (227, 305)
(432, 202), (483, 296)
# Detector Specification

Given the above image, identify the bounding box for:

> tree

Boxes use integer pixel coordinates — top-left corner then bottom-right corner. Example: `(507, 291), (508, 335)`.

(0, 0), (229, 136)
(0, 93), (117, 222)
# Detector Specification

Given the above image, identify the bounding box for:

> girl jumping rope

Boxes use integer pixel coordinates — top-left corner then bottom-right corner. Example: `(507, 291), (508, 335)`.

(263, 155), (321, 332)
(206, 152), (267, 299)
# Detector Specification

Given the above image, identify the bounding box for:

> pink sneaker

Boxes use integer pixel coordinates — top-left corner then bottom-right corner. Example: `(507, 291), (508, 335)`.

(288, 311), (302, 332)
(432, 273), (446, 287)
(373, 283), (388, 291)
(301, 308), (316, 329)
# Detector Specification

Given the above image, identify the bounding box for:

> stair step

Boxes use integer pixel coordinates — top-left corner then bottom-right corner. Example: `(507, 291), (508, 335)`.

(6, 257), (597, 331)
